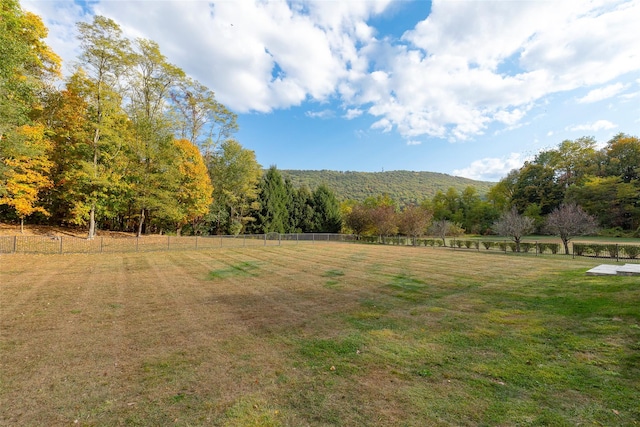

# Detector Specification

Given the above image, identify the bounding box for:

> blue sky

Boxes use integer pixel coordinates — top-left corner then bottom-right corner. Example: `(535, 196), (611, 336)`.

(23, 0), (640, 181)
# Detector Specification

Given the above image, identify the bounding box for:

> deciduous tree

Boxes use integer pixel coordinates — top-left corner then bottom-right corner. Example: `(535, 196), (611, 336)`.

(75, 15), (132, 238)
(370, 205), (397, 241)
(173, 139), (213, 235)
(1, 0), (60, 196)
(0, 124), (53, 232)
(126, 38), (185, 236)
(545, 203), (598, 255)
(492, 207), (534, 252)
(207, 139), (261, 234)
(398, 205), (433, 245)
(345, 203), (374, 238)
(170, 77), (238, 162)
(429, 219), (463, 247)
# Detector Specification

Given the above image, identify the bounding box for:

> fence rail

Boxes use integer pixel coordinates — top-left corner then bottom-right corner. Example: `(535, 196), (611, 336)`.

(1, 233), (638, 262)
(0, 233), (358, 255)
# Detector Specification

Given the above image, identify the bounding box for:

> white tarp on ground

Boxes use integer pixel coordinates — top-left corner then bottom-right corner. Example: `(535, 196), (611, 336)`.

(586, 264), (640, 276)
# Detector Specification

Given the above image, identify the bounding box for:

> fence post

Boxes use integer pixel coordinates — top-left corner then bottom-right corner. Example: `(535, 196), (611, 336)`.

(535, 241), (538, 256)
(279, 233), (281, 246)
(616, 244), (619, 262)
(264, 234), (267, 246)
(136, 236), (139, 252)
(167, 236), (170, 250)
(59, 236), (63, 254)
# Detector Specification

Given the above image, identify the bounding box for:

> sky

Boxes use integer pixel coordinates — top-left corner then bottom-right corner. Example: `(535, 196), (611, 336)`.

(22, 0), (640, 182)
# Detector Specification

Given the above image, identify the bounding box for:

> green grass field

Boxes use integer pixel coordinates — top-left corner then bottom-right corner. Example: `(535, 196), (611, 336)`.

(1, 244), (639, 426)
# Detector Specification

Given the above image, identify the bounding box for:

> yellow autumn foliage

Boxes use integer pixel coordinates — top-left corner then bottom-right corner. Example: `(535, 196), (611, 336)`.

(174, 138), (214, 227)
(0, 124), (53, 219)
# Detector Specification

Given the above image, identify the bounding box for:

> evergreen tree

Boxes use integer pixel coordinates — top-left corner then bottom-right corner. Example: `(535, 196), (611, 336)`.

(291, 185), (315, 233)
(254, 166), (289, 233)
(311, 184), (342, 233)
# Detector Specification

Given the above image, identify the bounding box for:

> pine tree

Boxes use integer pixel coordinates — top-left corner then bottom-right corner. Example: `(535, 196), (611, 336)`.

(254, 166), (289, 233)
(311, 184), (342, 233)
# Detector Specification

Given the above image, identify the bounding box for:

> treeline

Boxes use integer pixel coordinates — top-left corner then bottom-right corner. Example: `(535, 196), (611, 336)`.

(2, 2), (638, 240)
(0, 2), (346, 237)
(341, 134), (640, 240)
(281, 170), (493, 205)
(489, 134), (640, 236)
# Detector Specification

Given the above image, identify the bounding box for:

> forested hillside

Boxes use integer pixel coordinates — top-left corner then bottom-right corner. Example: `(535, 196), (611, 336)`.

(281, 170), (493, 204)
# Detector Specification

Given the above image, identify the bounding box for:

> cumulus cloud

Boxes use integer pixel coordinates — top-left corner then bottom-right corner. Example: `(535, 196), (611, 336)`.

(23, 0), (640, 142)
(362, 0), (640, 140)
(453, 153), (526, 182)
(567, 120), (618, 132)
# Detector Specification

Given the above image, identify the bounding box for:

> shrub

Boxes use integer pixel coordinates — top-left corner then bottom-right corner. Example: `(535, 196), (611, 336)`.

(498, 242), (508, 252)
(464, 240), (473, 249)
(548, 243), (560, 254)
(508, 243), (517, 252)
(473, 241), (480, 250)
(573, 243), (587, 256)
(482, 241), (493, 250)
(456, 240), (464, 248)
(605, 244), (618, 258)
(521, 242), (533, 253)
(590, 244), (602, 257)
(623, 245), (640, 259)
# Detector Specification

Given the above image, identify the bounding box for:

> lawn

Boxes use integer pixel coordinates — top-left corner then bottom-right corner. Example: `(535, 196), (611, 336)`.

(1, 244), (639, 426)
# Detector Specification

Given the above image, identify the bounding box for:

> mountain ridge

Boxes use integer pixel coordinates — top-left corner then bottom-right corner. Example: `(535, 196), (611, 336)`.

(280, 169), (494, 205)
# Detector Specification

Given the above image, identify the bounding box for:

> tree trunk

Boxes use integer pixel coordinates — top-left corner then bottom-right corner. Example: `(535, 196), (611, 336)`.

(137, 208), (145, 237)
(20, 217), (24, 234)
(176, 225), (182, 237)
(562, 239), (570, 255)
(88, 205), (96, 240)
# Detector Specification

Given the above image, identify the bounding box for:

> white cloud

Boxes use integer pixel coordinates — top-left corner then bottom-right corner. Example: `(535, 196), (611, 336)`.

(406, 140), (421, 146)
(567, 120), (618, 132)
(343, 108), (363, 119)
(453, 153), (527, 182)
(577, 83), (626, 103)
(305, 109), (334, 119)
(23, 0), (640, 143)
(360, 0), (640, 140)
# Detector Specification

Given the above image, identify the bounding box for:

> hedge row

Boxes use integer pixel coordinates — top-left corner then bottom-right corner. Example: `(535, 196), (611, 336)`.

(356, 236), (639, 259)
(413, 239), (562, 254)
(573, 243), (640, 259)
